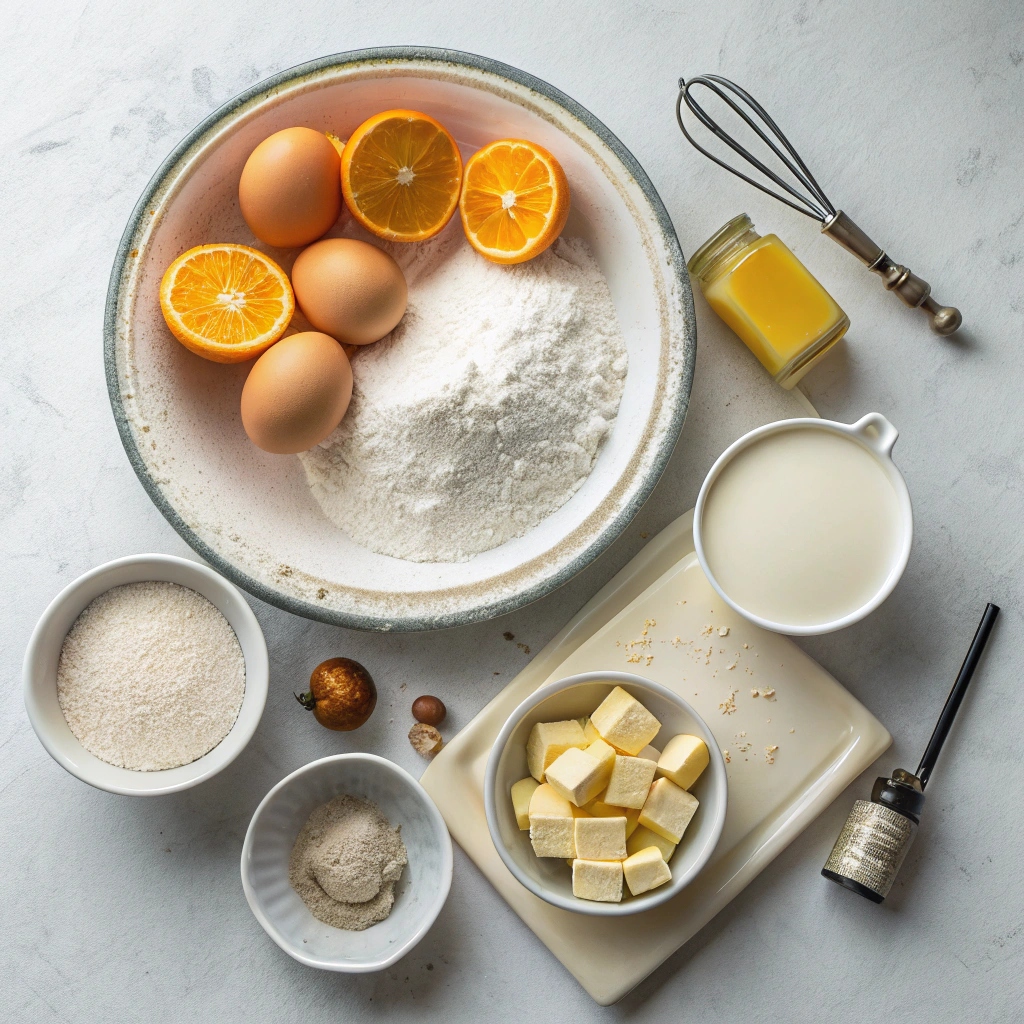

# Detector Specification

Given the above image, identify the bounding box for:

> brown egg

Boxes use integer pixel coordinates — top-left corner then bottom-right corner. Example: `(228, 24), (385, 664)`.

(291, 238), (407, 345)
(240, 332), (352, 454)
(238, 128), (341, 248)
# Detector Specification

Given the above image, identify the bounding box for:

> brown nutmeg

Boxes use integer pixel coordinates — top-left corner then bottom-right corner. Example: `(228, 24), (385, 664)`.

(411, 695), (446, 726)
(409, 723), (443, 757)
(295, 658), (376, 731)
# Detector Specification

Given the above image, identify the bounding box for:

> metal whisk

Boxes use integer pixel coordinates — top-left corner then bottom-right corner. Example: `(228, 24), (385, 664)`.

(676, 75), (962, 335)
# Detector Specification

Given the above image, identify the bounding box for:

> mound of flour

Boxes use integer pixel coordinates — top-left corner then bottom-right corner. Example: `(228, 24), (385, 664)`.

(300, 234), (628, 562)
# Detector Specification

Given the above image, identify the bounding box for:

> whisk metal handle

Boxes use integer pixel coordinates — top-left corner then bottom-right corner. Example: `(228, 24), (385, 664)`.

(822, 211), (963, 336)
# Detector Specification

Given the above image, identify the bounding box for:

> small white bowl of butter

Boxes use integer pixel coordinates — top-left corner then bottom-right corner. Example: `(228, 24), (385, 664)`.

(693, 413), (913, 636)
(484, 672), (728, 916)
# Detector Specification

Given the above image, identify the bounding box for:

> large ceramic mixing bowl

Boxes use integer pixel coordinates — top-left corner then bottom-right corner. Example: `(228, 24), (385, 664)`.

(106, 47), (695, 630)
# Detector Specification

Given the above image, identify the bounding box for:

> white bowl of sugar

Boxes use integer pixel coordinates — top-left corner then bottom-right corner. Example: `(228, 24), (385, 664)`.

(23, 553), (269, 795)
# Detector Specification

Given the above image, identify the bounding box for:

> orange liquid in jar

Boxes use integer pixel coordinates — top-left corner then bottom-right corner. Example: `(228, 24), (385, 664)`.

(690, 217), (849, 388)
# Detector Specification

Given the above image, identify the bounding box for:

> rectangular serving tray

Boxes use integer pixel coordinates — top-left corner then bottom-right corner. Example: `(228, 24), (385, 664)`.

(421, 508), (890, 1004)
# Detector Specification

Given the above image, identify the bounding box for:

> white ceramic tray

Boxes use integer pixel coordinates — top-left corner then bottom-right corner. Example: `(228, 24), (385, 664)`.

(420, 509), (891, 1005)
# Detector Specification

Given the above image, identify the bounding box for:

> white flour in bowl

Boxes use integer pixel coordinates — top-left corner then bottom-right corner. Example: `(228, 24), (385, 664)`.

(300, 234), (628, 563)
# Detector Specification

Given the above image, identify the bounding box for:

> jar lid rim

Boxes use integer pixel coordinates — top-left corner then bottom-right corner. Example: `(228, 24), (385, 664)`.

(687, 213), (755, 276)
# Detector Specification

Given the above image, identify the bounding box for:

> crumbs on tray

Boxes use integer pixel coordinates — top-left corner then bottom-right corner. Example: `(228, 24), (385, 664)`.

(611, 612), (791, 766)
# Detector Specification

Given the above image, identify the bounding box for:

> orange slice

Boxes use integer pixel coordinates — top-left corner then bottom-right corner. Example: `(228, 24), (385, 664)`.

(459, 139), (570, 264)
(159, 244), (294, 363)
(341, 110), (463, 242)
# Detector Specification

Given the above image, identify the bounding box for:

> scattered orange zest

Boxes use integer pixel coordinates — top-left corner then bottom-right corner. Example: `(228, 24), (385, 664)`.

(459, 139), (570, 264)
(341, 110), (463, 242)
(159, 244), (294, 363)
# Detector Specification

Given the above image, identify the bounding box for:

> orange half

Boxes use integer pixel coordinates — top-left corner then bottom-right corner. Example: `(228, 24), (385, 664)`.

(459, 139), (570, 264)
(159, 244), (294, 363)
(341, 110), (463, 242)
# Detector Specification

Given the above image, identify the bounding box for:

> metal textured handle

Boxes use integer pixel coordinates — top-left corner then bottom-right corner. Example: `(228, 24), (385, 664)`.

(822, 211), (962, 336)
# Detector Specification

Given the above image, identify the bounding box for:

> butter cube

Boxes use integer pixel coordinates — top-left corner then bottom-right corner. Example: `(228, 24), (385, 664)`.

(590, 686), (661, 755)
(586, 738), (617, 777)
(623, 846), (673, 896)
(530, 816), (576, 858)
(529, 783), (572, 818)
(511, 777), (540, 830)
(574, 815), (627, 860)
(626, 824), (677, 862)
(571, 803), (592, 818)
(529, 784), (576, 858)
(571, 859), (623, 902)
(577, 716), (603, 745)
(527, 720), (588, 782)
(638, 778), (699, 843)
(639, 744), (662, 762)
(584, 798), (640, 837)
(545, 747), (608, 807)
(603, 755), (657, 809)
(658, 734), (710, 790)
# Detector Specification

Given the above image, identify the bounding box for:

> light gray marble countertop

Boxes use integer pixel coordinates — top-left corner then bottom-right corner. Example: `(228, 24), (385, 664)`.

(2, 2), (1022, 1021)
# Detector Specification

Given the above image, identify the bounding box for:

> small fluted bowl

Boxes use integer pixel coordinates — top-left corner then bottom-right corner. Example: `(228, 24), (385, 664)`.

(241, 753), (453, 971)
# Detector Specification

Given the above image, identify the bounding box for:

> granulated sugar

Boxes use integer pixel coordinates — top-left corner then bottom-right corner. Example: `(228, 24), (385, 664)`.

(300, 234), (628, 562)
(56, 581), (245, 771)
(289, 794), (408, 931)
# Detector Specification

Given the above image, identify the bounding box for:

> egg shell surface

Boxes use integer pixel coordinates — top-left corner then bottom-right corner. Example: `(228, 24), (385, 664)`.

(238, 127), (341, 248)
(240, 331), (353, 454)
(291, 238), (408, 345)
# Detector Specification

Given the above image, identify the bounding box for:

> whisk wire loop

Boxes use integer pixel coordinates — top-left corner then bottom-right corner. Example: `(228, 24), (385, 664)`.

(675, 72), (962, 335)
(676, 75), (835, 222)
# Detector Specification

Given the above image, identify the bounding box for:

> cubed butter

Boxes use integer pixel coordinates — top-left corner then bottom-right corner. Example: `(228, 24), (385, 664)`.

(582, 718), (602, 745)
(584, 797), (640, 837)
(603, 754), (657, 809)
(528, 782), (573, 818)
(545, 747), (608, 807)
(572, 859), (623, 903)
(623, 845), (673, 896)
(530, 816), (576, 858)
(585, 738), (617, 778)
(526, 720), (587, 782)
(639, 744), (662, 762)
(626, 823), (677, 862)
(590, 685), (661, 755)
(574, 815), (627, 860)
(511, 777), (540, 830)
(528, 786), (575, 857)
(658, 734), (710, 790)
(638, 778), (699, 843)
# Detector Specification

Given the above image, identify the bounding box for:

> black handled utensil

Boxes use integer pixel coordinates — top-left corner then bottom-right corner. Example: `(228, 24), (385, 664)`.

(821, 603), (999, 902)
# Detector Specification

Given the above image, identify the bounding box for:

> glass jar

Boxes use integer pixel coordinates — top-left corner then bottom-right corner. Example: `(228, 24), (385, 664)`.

(688, 214), (849, 389)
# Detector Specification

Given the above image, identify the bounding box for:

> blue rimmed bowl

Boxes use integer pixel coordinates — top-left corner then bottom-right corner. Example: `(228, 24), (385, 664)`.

(106, 48), (695, 631)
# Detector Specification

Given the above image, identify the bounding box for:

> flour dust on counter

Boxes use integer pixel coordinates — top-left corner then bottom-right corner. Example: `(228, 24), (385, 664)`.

(300, 233), (628, 562)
